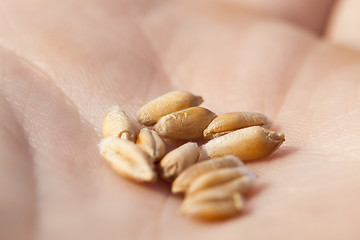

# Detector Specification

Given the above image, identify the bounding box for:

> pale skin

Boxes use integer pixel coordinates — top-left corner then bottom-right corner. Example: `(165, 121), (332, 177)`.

(1, 0), (360, 239)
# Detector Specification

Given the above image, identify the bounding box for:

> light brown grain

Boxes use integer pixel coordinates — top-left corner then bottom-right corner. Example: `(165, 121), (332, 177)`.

(159, 142), (199, 182)
(137, 90), (203, 126)
(186, 167), (255, 195)
(136, 128), (166, 162)
(99, 137), (156, 182)
(202, 126), (285, 161)
(180, 190), (243, 220)
(171, 155), (243, 194)
(102, 106), (136, 142)
(155, 107), (217, 139)
(203, 112), (268, 140)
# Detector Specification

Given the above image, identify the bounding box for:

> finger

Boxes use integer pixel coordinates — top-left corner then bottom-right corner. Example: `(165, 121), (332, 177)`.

(194, 0), (336, 33)
(325, 0), (360, 50)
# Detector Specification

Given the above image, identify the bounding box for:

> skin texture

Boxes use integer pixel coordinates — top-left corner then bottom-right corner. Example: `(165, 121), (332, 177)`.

(1, 0), (360, 240)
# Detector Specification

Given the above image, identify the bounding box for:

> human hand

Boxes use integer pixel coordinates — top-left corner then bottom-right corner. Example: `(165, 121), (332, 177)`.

(1, 0), (360, 239)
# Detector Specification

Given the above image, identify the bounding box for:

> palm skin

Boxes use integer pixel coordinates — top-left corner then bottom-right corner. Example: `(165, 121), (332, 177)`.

(1, 0), (360, 240)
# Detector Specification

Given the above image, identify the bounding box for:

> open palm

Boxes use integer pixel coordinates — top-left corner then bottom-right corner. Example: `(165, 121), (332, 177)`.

(1, 0), (360, 239)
